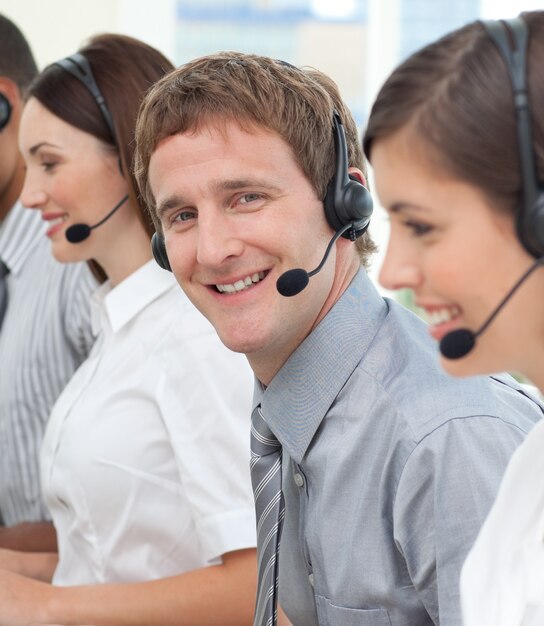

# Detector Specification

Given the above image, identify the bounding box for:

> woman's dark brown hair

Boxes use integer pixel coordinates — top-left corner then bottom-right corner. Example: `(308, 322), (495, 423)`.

(26, 33), (174, 280)
(363, 11), (544, 218)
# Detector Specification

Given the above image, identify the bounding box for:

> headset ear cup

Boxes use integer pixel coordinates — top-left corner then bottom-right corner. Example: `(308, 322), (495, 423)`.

(324, 174), (373, 236)
(151, 232), (172, 272)
(323, 112), (373, 238)
(343, 177), (373, 229)
(0, 93), (12, 131)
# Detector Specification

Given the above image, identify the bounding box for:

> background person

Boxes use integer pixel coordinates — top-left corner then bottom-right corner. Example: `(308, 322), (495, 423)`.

(0, 34), (257, 626)
(0, 13), (96, 553)
(363, 10), (544, 626)
(133, 51), (543, 626)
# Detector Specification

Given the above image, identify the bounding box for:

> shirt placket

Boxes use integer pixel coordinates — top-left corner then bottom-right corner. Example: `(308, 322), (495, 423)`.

(44, 329), (110, 481)
(291, 459), (314, 589)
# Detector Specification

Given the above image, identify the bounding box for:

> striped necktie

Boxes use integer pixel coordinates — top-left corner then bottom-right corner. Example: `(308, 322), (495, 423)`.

(250, 405), (285, 626)
(0, 259), (9, 332)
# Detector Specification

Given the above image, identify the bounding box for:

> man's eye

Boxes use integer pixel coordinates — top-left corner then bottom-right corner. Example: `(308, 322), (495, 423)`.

(173, 210), (196, 222)
(239, 193), (262, 204)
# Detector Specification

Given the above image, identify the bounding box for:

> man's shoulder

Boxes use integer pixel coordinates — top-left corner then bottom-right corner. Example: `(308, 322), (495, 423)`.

(21, 234), (97, 291)
(351, 299), (543, 442)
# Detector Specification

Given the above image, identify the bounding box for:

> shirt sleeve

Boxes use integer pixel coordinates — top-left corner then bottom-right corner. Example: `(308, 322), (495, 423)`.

(157, 308), (257, 564)
(392, 415), (529, 625)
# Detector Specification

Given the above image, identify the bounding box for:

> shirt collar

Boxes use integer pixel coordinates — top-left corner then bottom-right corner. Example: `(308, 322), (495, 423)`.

(260, 269), (388, 464)
(0, 202), (46, 275)
(91, 260), (178, 335)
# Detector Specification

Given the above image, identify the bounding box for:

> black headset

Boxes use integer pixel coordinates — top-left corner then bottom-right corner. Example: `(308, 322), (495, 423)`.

(54, 53), (118, 146)
(0, 93), (12, 131)
(323, 111), (373, 239)
(54, 52), (128, 244)
(151, 227), (172, 272)
(151, 109), (373, 272)
(482, 17), (544, 258)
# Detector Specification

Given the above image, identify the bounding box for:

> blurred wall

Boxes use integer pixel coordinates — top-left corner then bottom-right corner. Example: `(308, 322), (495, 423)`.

(0, 0), (176, 69)
(0, 0), (119, 68)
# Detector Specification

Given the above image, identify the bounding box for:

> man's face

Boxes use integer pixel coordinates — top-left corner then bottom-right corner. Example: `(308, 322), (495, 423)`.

(149, 120), (359, 383)
(0, 83), (23, 219)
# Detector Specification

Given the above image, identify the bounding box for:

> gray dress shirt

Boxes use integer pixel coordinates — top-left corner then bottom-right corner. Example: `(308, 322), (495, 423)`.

(255, 269), (543, 626)
(0, 202), (96, 525)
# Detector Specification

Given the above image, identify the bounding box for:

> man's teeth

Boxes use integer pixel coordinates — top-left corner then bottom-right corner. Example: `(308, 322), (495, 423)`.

(426, 306), (461, 326)
(217, 271), (266, 294)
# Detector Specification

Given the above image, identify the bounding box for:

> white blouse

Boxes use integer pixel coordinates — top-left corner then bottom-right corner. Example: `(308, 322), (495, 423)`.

(461, 417), (544, 626)
(41, 261), (256, 585)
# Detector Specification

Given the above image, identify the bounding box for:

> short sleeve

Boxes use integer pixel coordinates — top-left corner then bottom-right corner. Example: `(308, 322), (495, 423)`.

(157, 310), (256, 563)
(393, 415), (528, 625)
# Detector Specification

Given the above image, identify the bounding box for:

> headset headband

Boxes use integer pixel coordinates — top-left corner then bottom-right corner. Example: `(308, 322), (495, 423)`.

(55, 52), (117, 146)
(482, 17), (544, 257)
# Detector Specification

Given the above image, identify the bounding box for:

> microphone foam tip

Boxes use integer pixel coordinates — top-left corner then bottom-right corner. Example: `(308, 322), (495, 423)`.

(276, 269), (309, 297)
(65, 223), (91, 243)
(439, 328), (476, 360)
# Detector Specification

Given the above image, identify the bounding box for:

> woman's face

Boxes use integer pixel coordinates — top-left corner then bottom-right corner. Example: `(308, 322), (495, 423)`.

(371, 126), (544, 379)
(18, 97), (128, 264)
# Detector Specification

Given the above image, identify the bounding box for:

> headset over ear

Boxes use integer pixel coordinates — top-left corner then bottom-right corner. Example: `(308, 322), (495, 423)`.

(0, 93), (12, 131)
(323, 111), (373, 240)
(483, 17), (544, 258)
(152, 231), (171, 272)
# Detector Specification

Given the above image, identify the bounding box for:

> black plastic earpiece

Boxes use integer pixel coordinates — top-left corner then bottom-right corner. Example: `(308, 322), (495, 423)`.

(151, 232), (172, 272)
(0, 93), (12, 131)
(323, 111), (373, 240)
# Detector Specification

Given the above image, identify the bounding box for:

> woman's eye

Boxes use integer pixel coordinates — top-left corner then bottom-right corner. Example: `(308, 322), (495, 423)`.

(405, 220), (433, 236)
(41, 162), (57, 172)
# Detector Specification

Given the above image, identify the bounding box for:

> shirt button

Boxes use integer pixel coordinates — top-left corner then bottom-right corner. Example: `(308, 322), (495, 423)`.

(309, 573), (314, 587)
(293, 473), (304, 487)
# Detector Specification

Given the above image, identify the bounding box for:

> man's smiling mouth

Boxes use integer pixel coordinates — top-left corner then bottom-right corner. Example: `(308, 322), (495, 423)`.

(215, 271), (268, 294)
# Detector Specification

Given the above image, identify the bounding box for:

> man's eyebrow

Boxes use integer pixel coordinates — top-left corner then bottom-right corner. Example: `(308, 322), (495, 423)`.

(155, 178), (283, 219)
(210, 178), (280, 193)
(29, 141), (62, 155)
(156, 195), (186, 220)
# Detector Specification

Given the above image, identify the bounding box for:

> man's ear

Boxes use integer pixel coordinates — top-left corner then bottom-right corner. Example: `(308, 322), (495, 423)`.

(0, 76), (24, 117)
(347, 167), (368, 188)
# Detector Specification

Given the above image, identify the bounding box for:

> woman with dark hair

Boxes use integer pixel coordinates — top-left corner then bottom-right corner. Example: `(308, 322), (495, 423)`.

(363, 11), (544, 626)
(0, 33), (257, 625)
